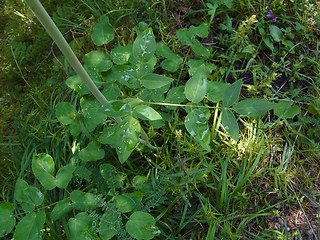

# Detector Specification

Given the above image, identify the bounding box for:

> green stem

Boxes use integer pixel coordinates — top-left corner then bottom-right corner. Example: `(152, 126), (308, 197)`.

(25, 0), (156, 148)
(25, 0), (110, 108)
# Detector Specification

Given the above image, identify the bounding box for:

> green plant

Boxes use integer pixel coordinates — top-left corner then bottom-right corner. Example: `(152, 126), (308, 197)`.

(2, 0), (320, 239)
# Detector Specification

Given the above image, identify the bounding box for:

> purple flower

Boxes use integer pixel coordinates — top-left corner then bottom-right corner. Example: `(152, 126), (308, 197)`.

(267, 10), (276, 23)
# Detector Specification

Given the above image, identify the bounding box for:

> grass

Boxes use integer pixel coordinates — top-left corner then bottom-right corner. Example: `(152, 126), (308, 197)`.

(1, 0), (320, 239)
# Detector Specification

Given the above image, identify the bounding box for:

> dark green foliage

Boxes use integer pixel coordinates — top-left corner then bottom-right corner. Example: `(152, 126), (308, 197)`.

(1, 0), (320, 239)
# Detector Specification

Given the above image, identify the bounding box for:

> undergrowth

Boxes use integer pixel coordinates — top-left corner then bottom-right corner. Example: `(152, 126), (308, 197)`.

(0, 0), (320, 239)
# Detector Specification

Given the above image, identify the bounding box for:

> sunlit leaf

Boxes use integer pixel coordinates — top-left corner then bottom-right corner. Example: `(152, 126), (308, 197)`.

(221, 109), (239, 141)
(274, 101), (300, 119)
(190, 41), (211, 58)
(222, 80), (242, 107)
(80, 97), (108, 131)
(55, 102), (77, 125)
(140, 73), (173, 89)
(92, 16), (114, 46)
(98, 117), (141, 163)
(184, 109), (211, 151)
(103, 100), (131, 118)
(111, 44), (132, 65)
(102, 84), (120, 101)
(114, 65), (140, 89)
(83, 50), (112, 72)
(133, 105), (162, 121)
(185, 64), (207, 103)
(233, 98), (274, 117)
(133, 28), (156, 62)
(188, 59), (216, 76)
(189, 23), (209, 38)
(66, 75), (90, 95)
(165, 86), (186, 109)
(207, 81), (228, 103)
(32, 153), (56, 190)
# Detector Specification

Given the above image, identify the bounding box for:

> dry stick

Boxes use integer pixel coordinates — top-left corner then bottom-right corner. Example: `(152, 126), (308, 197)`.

(25, 0), (156, 150)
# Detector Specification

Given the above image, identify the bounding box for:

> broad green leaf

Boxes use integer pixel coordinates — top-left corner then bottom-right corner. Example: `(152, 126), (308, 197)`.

(98, 210), (119, 240)
(190, 40), (211, 58)
(156, 42), (183, 72)
(68, 118), (82, 137)
(269, 25), (283, 42)
(14, 211), (46, 240)
(32, 153), (56, 190)
(114, 192), (143, 213)
(160, 58), (182, 72)
(80, 97), (107, 131)
(100, 164), (126, 195)
(83, 50), (112, 72)
(14, 179), (44, 212)
(233, 98), (274, 117)
(92, 16), (114, 46)
(66, 75), (90, 95)
(0, 202), (16, 238)
(184, 109), (211, 151)
(126, 211), (158, 240)
(207, 81), (228, 103)
(50, 198), (73, 221)
(86, 67), (103, 88)
(133, 105), (162, 120)
(274, 101), (300, 119)
(221, 109), (239, 141)
(103, 100), (131, 118)
(140, 84), (169, 102)
(165, 86), (186, 109)
(132, 176), (152, 193)
(69, 212), (99, 240)
(156, 42), (173, 58)
(189, 23), (209, 38)
(55, 102), (77, 125)
(55, 164), (76, 188)
(111, 44), (132, 65)
(176, 28), (193, 46)
(98, 117), (141, 163)
(114, 65), (140, 89)
(133, 28), (156, 62)
(262, 37), (274, 51)
(131, 55), (157, 75)
(79, 141), (105, 162)
(188, 59), (216, 76)
(185, 64), (207, 103)
(222, 80), (242, 107)
(102, 84), (120, 101)
(140, 73), (173, 89)
(70, 190), (98, 211)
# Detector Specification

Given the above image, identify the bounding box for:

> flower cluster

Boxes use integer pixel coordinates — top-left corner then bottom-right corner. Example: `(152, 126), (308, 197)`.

(267, 10), (276, 23)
